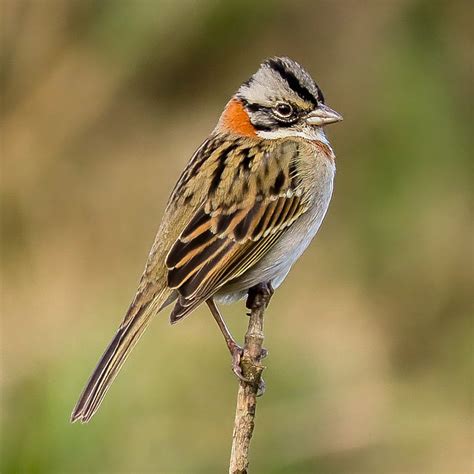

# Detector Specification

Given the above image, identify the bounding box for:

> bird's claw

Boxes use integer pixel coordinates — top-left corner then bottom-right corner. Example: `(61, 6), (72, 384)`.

(230, 345), (250, 383)
(230, 344), (266, 394)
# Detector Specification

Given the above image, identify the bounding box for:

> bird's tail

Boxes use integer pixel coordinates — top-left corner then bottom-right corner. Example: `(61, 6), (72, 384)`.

(71, 289), (171, 423)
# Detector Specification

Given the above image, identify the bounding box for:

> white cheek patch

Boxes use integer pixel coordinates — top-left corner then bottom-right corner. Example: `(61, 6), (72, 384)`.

(257, 126), (329, 144)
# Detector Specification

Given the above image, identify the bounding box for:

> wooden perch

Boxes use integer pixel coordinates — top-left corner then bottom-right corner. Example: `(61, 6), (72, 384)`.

(229, 283), (273, 474)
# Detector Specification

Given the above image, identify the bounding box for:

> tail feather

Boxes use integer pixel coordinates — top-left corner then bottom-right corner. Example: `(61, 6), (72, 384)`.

(71, 291), (170, 423)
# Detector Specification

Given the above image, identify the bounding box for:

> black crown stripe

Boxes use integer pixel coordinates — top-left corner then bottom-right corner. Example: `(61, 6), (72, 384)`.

(267, 59), (318, 106)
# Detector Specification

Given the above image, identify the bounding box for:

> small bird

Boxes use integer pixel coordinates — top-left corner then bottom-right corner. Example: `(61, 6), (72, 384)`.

(71, 57), (342, 423)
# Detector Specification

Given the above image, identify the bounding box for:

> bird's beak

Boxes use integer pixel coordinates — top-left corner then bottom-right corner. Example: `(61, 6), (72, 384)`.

(306, 104), (343, 126)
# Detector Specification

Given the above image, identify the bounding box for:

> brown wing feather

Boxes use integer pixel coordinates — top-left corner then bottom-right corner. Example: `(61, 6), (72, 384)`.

(166, 193), (306, 322)
(163, 135), (309, 323)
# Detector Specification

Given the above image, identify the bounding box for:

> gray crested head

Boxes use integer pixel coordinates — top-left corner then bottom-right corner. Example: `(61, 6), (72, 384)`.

(237, 57), (324, 109)
(234, 57), (342, 139)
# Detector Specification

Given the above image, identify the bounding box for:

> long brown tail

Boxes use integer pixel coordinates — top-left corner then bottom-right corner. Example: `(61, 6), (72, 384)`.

(71, 290), (170, 423)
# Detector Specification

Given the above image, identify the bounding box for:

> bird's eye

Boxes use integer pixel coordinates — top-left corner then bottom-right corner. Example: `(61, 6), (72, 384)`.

(273, 102), (294, 118)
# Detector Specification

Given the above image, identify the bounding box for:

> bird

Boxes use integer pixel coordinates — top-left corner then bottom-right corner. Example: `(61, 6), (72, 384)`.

(71, 56), (342, 423)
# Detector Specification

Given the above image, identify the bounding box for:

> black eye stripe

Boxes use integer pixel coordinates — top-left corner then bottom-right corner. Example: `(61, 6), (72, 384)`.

(244, 100), (296, 117)
(254, 119), (297, 130)
(253, 123), (273, 131)
(244, 102), (264, 113)
(241, 99), (299, 130)
(267, 58), (318, 106)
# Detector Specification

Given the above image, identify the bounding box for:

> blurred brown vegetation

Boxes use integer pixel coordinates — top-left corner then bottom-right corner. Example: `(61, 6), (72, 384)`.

(1, 0), (473, 473)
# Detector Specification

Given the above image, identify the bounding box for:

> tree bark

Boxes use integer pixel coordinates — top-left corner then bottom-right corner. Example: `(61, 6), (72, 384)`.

(228, 283), (272, 474)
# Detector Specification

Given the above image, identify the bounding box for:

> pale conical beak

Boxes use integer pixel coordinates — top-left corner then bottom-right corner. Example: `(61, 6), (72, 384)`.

(306, 104), (343, 126)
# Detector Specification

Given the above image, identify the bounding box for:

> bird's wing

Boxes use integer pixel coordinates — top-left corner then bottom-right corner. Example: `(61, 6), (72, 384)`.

(165, 136), (309, 321)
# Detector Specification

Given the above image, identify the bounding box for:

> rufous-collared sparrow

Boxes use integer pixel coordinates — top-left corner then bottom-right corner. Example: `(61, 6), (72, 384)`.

(71, 57), (342, 423)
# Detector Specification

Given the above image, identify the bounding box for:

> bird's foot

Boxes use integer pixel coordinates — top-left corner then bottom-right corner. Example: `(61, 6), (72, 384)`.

(229, 342), (248, 383)
(229, 343), (266, 394)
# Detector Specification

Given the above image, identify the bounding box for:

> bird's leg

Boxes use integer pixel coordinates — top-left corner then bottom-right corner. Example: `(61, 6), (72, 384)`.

(245, 282), (273, 359)
(206, 298), (248, 382)
(246, 281), (274, 313)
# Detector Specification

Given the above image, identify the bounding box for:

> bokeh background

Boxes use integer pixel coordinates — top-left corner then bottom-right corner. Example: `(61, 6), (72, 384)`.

(1, 1), (473, 472)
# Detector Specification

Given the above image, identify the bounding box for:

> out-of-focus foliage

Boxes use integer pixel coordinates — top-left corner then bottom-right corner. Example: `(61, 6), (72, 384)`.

(1, 1), (472, 472)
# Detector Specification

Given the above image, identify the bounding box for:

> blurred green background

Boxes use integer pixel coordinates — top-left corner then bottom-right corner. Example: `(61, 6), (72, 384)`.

(1, 0), (473, 472)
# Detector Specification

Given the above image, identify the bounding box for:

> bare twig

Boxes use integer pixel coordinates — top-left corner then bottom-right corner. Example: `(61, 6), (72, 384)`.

(229, 283), (272, 474)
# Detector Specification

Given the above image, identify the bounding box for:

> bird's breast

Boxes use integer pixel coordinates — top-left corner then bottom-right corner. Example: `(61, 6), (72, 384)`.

(218, 142), (335, 301)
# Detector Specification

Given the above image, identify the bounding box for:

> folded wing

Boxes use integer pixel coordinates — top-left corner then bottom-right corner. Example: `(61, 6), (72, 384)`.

(165, 138), (308, 321)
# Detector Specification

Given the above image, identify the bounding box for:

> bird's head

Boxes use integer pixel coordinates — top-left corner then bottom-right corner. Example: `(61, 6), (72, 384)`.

(217, 57), (342, 141)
